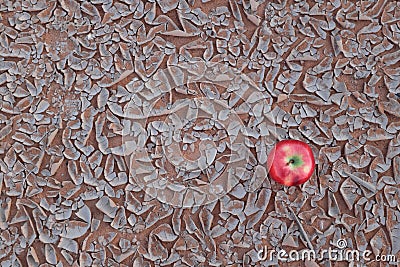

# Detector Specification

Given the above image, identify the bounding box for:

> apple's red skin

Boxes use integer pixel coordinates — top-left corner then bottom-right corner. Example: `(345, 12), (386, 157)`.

(267, 140), (315, 186)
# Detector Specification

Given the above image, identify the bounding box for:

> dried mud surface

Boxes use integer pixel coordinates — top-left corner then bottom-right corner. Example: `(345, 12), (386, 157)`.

(0, 0), (399, 266)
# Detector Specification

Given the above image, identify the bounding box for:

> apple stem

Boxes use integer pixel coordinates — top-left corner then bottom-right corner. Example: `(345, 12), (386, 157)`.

(288, 159), (295, 165)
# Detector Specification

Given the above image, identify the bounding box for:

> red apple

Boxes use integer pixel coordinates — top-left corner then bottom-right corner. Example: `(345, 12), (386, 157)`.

(267, 140), (315, 186)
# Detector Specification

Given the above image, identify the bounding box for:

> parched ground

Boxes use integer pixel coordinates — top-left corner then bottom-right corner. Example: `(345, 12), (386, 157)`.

(0, 0), (399, 266)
